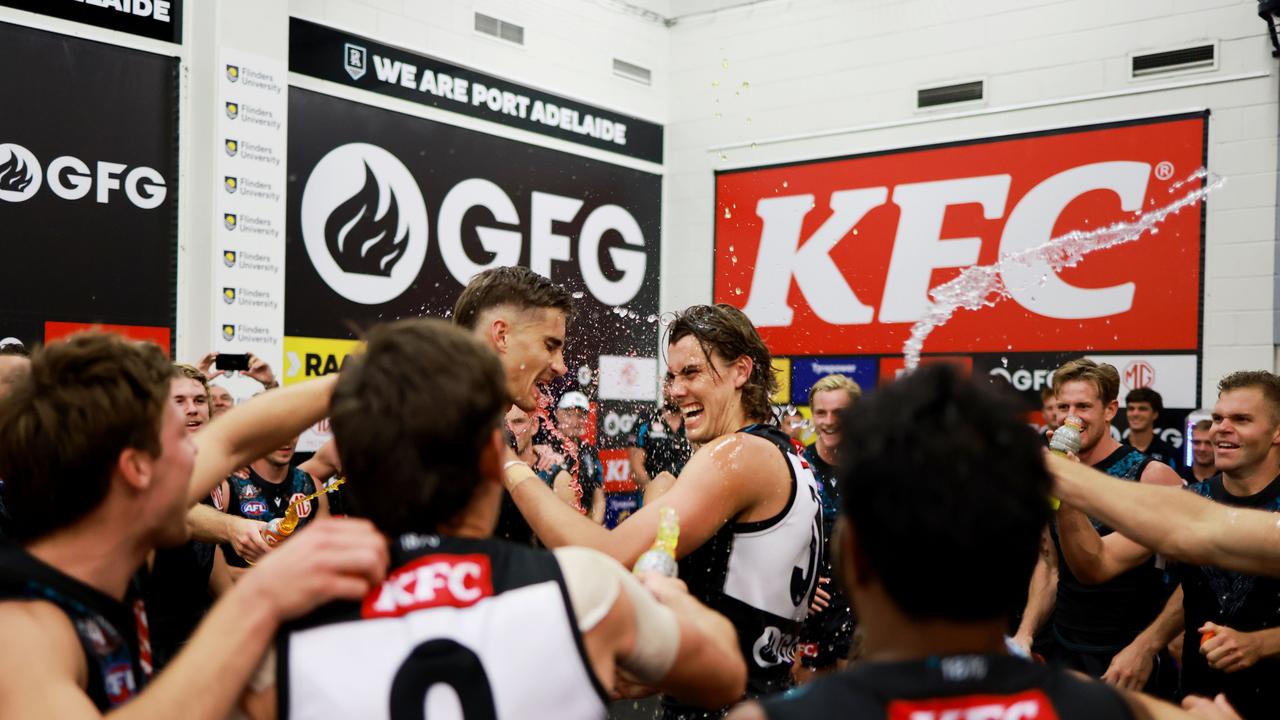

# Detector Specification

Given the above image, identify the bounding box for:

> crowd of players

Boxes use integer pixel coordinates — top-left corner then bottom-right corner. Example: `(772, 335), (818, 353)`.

(0, 267), (1276, 719)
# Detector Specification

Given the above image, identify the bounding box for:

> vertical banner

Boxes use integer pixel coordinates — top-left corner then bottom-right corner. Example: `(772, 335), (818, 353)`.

(716, 114), (1207, 445)
(0, 22), (178, 350)
(216, 49), (287, 377)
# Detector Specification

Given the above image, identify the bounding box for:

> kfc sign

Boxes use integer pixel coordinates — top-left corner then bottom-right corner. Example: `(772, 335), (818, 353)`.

(715, 114), (1206, 355)
(363, 554), (493, 618)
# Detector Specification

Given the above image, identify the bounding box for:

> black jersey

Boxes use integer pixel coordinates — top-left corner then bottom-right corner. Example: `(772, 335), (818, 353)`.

(761, 654), (1133, 720)
(1051, 445), (1172, 652)
(0, 544), (152, 710)
(221, 466), (320, 567)
(1177, 474), (1280, 720)
(1129, 435), (1181, 471)
(634, 416), (692, 478)
(278, 534), (607, 719)
(665, 424), (823, 719)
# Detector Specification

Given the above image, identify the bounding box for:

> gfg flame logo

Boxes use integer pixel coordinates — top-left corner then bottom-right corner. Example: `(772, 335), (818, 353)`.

(300, 143), (428, 304)
(0, 142), (167, 208)
(0, 144), (41, 202)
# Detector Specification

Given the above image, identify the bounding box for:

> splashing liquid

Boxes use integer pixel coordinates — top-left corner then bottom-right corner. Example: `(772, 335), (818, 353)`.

(901, 169), (1223, 370)
(534, 395), (586, 514)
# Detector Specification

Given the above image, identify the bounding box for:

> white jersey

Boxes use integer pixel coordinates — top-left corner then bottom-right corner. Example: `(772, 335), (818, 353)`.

(279, 535), (607, 720)
(670, 424), (823, 714)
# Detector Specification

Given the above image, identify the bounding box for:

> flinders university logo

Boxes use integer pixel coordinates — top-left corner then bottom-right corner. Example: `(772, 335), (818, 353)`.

(224, 213), (238, 231)
(222, 324), (236, 341)
(226, 65), (239, 82)
(225, 176), (238, 194)
(225, 139), (238, 157)
(344, 43), (367, 81)
(223, 250), (237, 267)
(300, 143), (428, 305)
(223, 288), (237, 305)
(226, 102), (239, 120)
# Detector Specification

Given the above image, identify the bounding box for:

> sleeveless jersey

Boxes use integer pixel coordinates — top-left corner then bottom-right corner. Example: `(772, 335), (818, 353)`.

(221, 467), (319, 567)
(278, 534), (607, 720)
(665, 424), (824, 717)
(0, 544), (152, 710)
(1051, 445), (1171, 651)
(761, 654), (1133, 720)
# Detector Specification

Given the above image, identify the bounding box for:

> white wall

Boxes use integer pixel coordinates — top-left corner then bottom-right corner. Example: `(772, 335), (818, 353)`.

(664, 0), (1279, 407)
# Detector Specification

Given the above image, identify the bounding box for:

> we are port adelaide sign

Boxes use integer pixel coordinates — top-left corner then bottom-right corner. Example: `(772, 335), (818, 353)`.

(285, 88), (663, 446)
(716, 113), (1207, 438)
(0, 22), (179, 350)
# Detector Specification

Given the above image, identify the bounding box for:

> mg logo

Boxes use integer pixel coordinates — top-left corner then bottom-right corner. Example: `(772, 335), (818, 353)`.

(344, 43), (367, 81)
(1124, 360), (1155, 390)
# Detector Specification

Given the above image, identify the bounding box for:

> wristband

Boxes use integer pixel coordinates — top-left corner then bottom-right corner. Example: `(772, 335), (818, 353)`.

(503, 460), (537, 492)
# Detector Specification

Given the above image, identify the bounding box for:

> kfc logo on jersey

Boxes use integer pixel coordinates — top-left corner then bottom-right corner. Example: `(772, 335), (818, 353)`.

(363, 554), (494, 618)
(715, 115), (1205, 356)
(887, 690), (1057, 720)
(289, 492), (313, 518)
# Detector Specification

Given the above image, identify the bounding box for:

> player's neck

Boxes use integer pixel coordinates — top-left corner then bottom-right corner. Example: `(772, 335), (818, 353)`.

(1080, 434), (1120, 466)
(1127, 427), (1154, 451)
(26, 511), (148, 601)
(859, 611), (1007, 663)
(816, 439), (838, 466)
(251, 459), (290, 484)
(1193, 463), (1216, 482)
(1223, 453), (1280, 497)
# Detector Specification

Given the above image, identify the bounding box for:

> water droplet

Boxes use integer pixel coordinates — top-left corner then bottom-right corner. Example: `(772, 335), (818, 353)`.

(782, 181), (789, 188)
(646, 314), (658, 323)
(734, 287), (743, 296)
(750, 142), (758, 150)
(719, 152), (728, 161)
(731, 255), (738, 264)
(724, 207), (732, 219)
(571, 291), (585, 299)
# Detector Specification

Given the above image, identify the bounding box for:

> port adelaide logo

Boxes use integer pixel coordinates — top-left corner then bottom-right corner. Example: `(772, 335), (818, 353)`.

(300, 143), (427, 305)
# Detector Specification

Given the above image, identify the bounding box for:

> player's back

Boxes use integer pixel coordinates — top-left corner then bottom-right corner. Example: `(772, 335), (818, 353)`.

(278, 534), (606, 720)
(760, 655), (1133, 720)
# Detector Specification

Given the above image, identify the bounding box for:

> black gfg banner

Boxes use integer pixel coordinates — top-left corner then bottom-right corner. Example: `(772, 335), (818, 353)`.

(0, 22), (178, 350)
(285, 88), (662, 434)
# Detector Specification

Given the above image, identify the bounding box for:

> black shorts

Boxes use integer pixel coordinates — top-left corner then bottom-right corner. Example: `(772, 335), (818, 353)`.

(797, 599), (855, 669)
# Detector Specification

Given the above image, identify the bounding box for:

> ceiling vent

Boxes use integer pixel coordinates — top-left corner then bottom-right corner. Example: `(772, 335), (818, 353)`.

(613, 58), (652, 85)
(917, 80), (984, 109)
(1131, 43), (1216, 78)
(475, 12), (524, 45)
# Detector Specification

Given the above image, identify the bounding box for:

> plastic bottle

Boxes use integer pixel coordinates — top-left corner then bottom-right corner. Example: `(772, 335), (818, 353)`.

(633, 507), (679, 577)
(1050, 416), (1084, 456)
(262, 504), (300, 544)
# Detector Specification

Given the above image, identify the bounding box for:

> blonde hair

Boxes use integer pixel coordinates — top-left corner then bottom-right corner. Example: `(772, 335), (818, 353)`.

(808, 374), (862, 407)
(1052, 358), (1119, 405)
(172, 363), (209, 395)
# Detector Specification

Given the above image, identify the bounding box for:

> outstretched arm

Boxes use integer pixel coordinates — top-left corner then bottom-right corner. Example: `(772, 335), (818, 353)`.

(1012, 528), (1057, 653)
(1049, 454), (1280, 577)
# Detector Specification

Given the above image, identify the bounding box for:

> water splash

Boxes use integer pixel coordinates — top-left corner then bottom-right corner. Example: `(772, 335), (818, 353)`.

(901, 169), (1223, 370)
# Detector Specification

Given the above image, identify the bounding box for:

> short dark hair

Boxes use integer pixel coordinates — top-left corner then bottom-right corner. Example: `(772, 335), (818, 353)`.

(0, 338), (28, 357)
(451, 266), (575, 330)
(665, 304), (776, 424)
(331, 319), (508, 535)
(838, 364), (1051, 622)
(1193, 419), (1213, 433)
(1125, 387), (1163, 415)
(1040, 385), (1056, 401)
(1218, 370), (1280, 422)
(0, 333), (172, 541)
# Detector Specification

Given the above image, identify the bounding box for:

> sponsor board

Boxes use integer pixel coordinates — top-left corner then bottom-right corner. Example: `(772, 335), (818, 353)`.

(0, 23), (178, 351)
(289, 19), (661, 163)
(282, 336), (363, 385)
(770, 358), (791, 404)
(715, 114), (1206, 357)
(0, 0), (182, 43)
(787, 356), (878, 406)
(600, 447), (634, 493)
(598, 354), (657, 402)
(216, 48), (287, 375)
(44, 321), (171, 356)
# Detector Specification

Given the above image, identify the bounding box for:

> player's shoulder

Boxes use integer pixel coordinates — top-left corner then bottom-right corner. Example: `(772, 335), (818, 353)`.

(1137, 456), (1182, 487)
(0, 598), (85, 672)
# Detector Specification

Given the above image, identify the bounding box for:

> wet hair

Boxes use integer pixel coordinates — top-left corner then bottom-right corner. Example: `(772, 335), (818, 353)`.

(1218, 370), (1280, 423)
(171, 363), (209, 396)
(0, 333), (172, 541)
(1053, 358), (1120, 405)
(0, 339), (28, 357)
(331, 319), (508, 536)
(451, 266), (575, 330)
(665, 304), (776, 424)
(809, 374), (862, 407)
(838, 364), (1051, 622)
(1125, 387), (1163, 415)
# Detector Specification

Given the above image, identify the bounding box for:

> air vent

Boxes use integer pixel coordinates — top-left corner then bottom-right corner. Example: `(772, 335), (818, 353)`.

(917, 80), (984, 109)
(1131, 44), (1215, 77)
(475, 12), (524, 45)
(613, 58), (652, 85)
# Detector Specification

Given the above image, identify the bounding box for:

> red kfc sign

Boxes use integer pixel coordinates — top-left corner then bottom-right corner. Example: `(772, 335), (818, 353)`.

(715, 114), (1205, 356)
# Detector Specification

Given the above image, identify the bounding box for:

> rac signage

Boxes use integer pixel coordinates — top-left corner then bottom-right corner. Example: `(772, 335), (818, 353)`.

(714, 114), (1206, 356)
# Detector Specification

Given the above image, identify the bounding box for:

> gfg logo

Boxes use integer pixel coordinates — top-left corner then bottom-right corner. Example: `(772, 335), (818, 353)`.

(0, 143), (167, 209)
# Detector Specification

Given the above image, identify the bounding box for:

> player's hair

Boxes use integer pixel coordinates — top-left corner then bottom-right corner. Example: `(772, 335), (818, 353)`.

(1053, 358), (1120, 405)
(1218, 370), (1280, 423)
(0, 338), (29, 357)
(665, 304), (776, 424)
(1193, 418), (1213, 433)
(838, 364), (1051, 622)
(331, 319), (508, 535)
(451, 266), (575, 330)
(172, 363), (209, 395)
(808, 374), (862, 408)
(1040, 385), (1056, 401)
(1125, 387), (1163, 415)
(0, 333), (171, 541)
